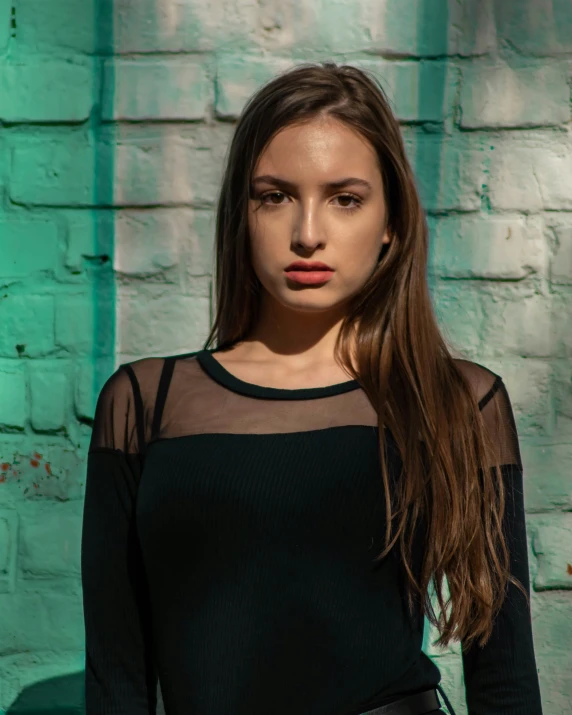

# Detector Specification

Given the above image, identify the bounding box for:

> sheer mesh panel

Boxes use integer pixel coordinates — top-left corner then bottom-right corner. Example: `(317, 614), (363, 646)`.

(89, 353), (522, 470)
(455, 358), (522, 469)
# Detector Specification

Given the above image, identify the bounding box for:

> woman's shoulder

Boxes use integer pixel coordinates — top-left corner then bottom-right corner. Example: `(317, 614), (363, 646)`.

(451, 358), (504, 412)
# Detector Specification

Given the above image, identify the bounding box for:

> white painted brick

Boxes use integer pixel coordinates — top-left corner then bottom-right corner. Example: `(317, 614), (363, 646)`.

(521, 440), (572, 512)
(479, 287), (552, 359)
(551, 289), (572, 359)
(111, 0), (257, 53)
(529, 513), (572, 590)
(113, 210), (181, 276)
(102, 59), (211, 121)
(534, 148), (572, 211)
(178, 209), (216, 279)
(535, 654), (572, 714)
(550, 224), (572, 285)
(432, 283), (483, 355)
(117, 287), (211, 358)
(113, 126), (232, 206)
(489, 141), (572, 212)
(429, 215), (547, 279)
(214, 55), (301, 119)
(552, 359), (572, 432)
(460, 61), (570, 129)
(479, 359), (552, 438)
(487, 146), (544, 212)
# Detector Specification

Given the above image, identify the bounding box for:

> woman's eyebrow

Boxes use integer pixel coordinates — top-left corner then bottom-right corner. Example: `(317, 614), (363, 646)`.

(251, 175), (373, 191)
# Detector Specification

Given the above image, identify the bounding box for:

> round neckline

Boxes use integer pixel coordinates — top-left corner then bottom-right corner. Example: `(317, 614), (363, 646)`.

(195, 348), (361, 400)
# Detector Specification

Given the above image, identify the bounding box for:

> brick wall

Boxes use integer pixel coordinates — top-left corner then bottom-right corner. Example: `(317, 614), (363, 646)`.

(0, 0), (570, 712)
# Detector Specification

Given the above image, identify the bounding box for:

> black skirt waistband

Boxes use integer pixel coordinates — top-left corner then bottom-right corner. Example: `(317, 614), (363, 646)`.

(358, 686), (444, 715)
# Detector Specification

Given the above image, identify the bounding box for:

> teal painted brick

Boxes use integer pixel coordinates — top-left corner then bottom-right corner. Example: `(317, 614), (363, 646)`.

(351, 59), (450, 123)
(0, 509), (17, 594)
(0, 590), (82, 654)
(366, 0), (449, 56)
(10, 128), (231, 206)
(408, 139), (487, 212)
(19, 501), (82, 577)
(102, 58), (211, 121)
(530, 514), (572, 590)
(16, 0), (96, 54)
(0, 365), (26, 428)
(10, 137), (96, 206)
(531, 591), (572, 657)
(522, 440), (572, 511)
(29, 365), (67, 431)
(0, 59), (93, 123)
(460, 61), (571, 129)
(496, 2), (572, 56)
(55, 294), (113, 355)
(0, 651), (86, 713)
(0, 443), (85, 502)
(74, 360), (105, 420)
(63, 210), (113, 273)
(0, 0), (10, 51)
(0, 295), (55, 358)
(0, 218), (59, 277)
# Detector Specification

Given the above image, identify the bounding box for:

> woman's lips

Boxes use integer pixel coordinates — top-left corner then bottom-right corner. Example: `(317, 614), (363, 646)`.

(284, 269), (335, 285)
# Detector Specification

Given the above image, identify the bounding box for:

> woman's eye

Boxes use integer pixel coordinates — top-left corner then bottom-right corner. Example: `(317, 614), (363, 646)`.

(259, 192), (362, 211)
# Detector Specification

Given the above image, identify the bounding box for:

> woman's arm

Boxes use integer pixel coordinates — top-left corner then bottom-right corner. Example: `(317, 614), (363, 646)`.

(461, 376), (543, 715)
(81, 367), (158, 714)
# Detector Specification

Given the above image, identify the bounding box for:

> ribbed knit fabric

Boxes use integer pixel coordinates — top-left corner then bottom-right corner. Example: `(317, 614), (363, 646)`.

(81, 348), (543, 715)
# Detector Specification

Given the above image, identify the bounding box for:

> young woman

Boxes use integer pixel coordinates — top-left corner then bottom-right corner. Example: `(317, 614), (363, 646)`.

(81, 62), (543, 715)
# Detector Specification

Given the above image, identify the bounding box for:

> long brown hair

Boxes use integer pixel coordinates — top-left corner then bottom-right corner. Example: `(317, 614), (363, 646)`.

(203, 61), (529, 651)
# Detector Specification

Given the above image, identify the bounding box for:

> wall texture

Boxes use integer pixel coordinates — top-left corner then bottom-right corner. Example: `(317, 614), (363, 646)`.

(0, 0), (571, 712)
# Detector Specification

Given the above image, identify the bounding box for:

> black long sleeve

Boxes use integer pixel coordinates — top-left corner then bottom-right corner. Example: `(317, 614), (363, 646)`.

(461, 377), (543, 714)
(81, 367), (158, 714)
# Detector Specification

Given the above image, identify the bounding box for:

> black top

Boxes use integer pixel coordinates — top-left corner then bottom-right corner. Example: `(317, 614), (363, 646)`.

(81, 348), (543, 715)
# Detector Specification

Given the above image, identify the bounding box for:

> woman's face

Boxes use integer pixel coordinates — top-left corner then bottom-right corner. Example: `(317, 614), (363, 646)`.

(247, 115), (391, 316)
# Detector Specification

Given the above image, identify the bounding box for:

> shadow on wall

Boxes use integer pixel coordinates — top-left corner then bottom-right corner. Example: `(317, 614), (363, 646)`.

(5, 671), (167, 715)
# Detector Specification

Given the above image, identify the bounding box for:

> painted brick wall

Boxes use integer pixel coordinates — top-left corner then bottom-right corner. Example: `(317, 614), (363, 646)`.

(0, 0), (571, 712)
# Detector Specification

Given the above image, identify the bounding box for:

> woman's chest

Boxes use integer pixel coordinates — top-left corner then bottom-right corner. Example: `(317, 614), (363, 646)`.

(135, 426), (400, 558)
